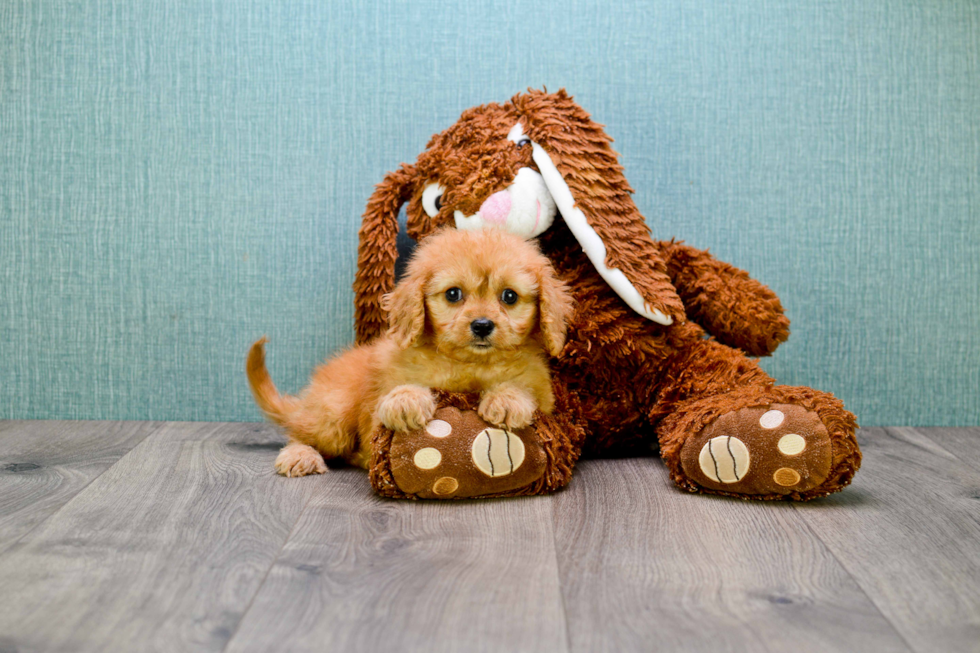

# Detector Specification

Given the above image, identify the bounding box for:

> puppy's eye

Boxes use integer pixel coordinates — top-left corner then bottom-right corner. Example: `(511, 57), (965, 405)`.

(516, 137), (530, 148)
(501, 289), (519, 305)
(445, 287), (463, 303)
(422, 183), (446, 218)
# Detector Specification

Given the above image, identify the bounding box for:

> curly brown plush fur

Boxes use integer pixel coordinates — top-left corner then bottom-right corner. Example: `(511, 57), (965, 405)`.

(354, 89), (860, 500)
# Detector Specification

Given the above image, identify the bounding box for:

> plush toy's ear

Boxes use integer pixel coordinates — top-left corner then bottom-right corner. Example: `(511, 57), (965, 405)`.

(514, 90), (685, 326)
(354, 164), (418, 344)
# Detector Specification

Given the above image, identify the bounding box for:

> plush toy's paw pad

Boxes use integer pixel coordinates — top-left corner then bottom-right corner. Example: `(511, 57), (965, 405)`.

(680, 404), (833, 496)
(387, 407), (547, 498)
(275, 443), (327, 478)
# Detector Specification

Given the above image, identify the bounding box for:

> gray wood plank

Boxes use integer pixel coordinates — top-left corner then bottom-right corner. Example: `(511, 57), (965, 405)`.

(909, 426), (980, 476)
(224, 468), (568, 653)
(793, 428), (980, 653)
(0, 420), (160, 554)
(0, 421), (324, 653)
(553, 456), (912, 653)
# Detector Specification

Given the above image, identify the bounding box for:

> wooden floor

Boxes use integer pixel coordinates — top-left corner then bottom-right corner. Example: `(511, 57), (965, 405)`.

(1, 422), (978, 653)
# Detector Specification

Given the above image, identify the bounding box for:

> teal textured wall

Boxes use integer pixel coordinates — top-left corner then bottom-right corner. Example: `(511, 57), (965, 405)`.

(2, 1), (978, 425)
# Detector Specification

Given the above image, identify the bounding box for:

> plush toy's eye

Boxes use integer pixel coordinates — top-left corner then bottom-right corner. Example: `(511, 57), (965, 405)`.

(422, 183), (446, 218)
(516, 137), (530, 148)
(445, 287), (463, 303)
(501, 289), (518, 305)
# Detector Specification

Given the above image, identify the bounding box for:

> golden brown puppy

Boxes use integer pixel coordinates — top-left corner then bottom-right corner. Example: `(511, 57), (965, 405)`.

(246, 228), (573, 477)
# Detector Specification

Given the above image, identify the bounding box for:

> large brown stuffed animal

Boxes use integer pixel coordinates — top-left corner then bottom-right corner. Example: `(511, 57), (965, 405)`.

(356, 89), (860, 501)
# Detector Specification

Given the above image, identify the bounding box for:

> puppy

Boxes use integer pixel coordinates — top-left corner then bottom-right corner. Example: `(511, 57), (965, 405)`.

(246, 228), (573, 477)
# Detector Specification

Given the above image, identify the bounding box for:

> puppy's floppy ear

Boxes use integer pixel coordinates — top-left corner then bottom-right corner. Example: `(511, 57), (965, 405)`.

(512, 89), (686, 326)
(354, 163), (417, 345)
(381, 260), (428, 349)
(536, 260), (574, 357)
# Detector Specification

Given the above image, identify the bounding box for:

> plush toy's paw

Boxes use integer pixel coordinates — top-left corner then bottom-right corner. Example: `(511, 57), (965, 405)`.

(382, 406), (548, 499)
(679, 404), (837, 497)
(478, 384), (537, 430)
(275, 443), (327, 477)
(377, 384), (436, 432)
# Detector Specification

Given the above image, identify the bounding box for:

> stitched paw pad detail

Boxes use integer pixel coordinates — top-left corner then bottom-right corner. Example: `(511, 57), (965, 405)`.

(387, 407), (546, 498)
(681, 404), (833, 496)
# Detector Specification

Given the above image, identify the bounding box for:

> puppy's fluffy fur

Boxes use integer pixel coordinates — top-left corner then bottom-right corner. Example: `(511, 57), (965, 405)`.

(247, 228), (573, 477)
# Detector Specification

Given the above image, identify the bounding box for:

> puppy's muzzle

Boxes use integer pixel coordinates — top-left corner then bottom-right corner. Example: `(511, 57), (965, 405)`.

(470, 318), (495, 339)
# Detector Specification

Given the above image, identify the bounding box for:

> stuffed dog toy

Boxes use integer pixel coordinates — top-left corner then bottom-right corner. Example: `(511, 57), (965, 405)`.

(358, 89), (861, 501)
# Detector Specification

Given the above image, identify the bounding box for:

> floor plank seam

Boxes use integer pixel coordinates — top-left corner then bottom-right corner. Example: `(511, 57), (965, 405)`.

(219, 486), (317, 653)
(548, 494), (574, 653)
(789, 502), (918, 653)
(0, 421), (166, 557)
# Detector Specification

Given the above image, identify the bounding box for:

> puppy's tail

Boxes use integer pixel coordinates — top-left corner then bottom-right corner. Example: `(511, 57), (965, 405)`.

(246, 337), (300, 427)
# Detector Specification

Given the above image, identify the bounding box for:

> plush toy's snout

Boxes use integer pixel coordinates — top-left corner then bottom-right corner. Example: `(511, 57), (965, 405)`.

(453, 167), (557, 239)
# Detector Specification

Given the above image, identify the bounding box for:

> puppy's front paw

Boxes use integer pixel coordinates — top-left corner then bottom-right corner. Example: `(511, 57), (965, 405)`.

(275, 443), (327, 477)
(378, 385), (436, 431)
(478, 384), (537, 429)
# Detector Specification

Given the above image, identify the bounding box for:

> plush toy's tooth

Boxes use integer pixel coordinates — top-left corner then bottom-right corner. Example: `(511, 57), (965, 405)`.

(454, 210), (482, 231)
(530, 142), (673, 326)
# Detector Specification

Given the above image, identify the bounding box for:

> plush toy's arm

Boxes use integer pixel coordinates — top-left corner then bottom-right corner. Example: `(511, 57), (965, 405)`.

(659, 240), (790, 356)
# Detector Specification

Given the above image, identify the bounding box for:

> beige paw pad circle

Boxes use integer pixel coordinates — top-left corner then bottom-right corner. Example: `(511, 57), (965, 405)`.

(471, 428), (525, 477)
(773, 467), (801, 487)
(432, 477), (459, 495)
(699, 436), (751, 484)
(425, 420), (452, 438)
(413, 447), (442, 470)
(777, 433), (806, 456)
(759, 410), (785, 429)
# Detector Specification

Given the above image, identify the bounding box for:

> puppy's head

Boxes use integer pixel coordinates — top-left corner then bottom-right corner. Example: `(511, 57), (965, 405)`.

(382, 229), (572, 360)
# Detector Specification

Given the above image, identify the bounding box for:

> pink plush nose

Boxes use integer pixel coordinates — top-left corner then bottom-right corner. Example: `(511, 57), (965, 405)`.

(479, 190), (511, 225)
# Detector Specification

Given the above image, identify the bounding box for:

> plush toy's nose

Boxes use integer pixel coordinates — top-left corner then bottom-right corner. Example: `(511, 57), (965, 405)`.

(470, 318), (495, 338)
(478, 190), (511, 225)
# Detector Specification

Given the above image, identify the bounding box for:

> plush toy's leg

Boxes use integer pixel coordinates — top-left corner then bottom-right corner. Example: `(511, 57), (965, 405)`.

(652, 340), (860, 500)
(369, 384), (586, 499)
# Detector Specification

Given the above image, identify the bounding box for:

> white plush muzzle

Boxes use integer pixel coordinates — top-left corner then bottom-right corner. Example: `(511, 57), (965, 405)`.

(453, 167), (557, 239)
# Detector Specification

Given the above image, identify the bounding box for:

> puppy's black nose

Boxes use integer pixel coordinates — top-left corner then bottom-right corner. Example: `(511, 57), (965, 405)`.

(470, 318), (495, 338)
